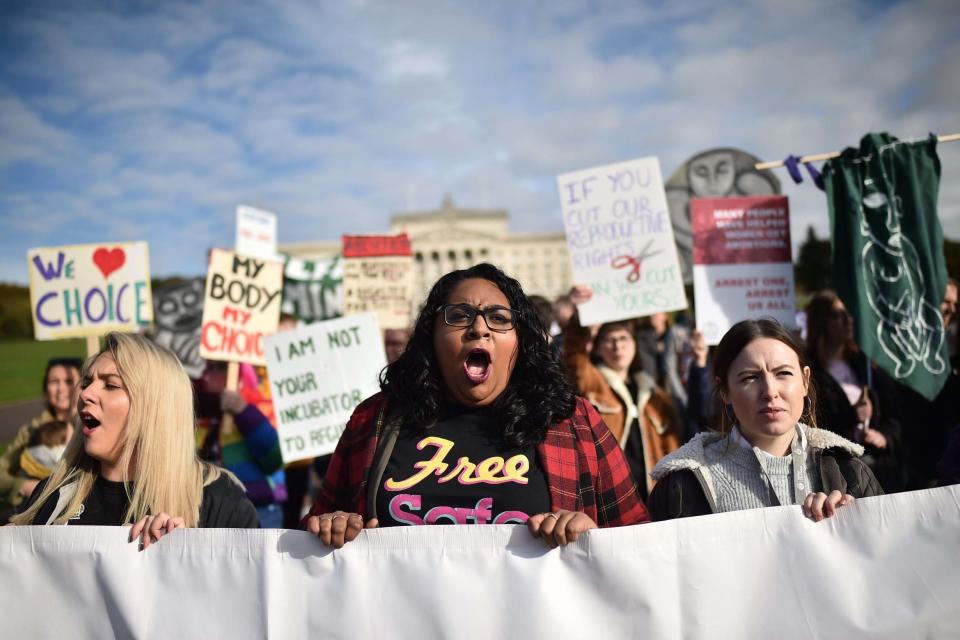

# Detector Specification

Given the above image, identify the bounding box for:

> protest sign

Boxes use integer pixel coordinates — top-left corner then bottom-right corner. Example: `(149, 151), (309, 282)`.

(235, 205), (279, 261)
(282, 255), (343, 322)
(2, 486), (958, 638)
(264, 312), (385, 461)
(27, 242), (152, 340)
(149, 279), (205, 378)
(341, 234), (414, 330)
(691, 195), (795, 344)
(558, 157), (687, 325)
(199, 249), (283, 365)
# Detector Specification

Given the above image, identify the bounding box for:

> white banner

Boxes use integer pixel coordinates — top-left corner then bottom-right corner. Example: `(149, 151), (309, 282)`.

(264, 313), (385, 462)
(1, 487), (957, 639)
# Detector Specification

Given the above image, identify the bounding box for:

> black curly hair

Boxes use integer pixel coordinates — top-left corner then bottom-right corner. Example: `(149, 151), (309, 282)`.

(380, 263), (577, 447)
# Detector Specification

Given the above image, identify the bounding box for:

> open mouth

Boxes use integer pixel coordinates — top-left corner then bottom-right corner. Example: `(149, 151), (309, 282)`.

(463, 349), (492, 384)
(80, 412), (101, 435)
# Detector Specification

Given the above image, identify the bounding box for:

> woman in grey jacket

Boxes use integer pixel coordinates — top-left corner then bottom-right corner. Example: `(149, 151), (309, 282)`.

(647, 318), (882, 522)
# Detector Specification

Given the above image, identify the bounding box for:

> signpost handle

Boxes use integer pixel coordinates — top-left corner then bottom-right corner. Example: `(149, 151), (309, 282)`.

(221, 361), (240, 435)
(86, 335), (100, 358)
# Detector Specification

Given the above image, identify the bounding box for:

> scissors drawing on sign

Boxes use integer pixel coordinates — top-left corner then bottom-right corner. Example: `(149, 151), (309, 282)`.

(611, 239), (663, 283)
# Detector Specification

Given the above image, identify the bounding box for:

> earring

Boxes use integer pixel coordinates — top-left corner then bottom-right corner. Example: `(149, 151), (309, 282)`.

(801, 396), (811, 422)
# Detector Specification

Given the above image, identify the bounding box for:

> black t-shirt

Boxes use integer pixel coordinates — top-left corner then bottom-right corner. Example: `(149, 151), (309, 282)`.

(25, 473), (259, 528)
(376, 405), (550, 526)
(70, 476), (128, 525)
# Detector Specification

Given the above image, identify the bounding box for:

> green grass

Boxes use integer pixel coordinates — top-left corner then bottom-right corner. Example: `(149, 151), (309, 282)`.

(0, 338), (88, 404)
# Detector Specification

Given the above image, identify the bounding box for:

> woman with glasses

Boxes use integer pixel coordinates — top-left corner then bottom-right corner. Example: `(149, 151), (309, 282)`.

(304, 263), (648, 548)
(560, 285), (682, 501)
(805, 290), (904, 492)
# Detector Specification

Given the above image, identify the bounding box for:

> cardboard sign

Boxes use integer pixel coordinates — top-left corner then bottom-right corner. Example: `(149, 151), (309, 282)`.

(341, 235), (414, 330)
(264, 313), (385, 461)
(558, 157), (688, 325)
(149, 279), (206, 378)
(282, 255), (344, 323)
(691, 195), (795, 344)
(236, 205), (279, 261)
(27, 242), (153, 340)
(199, 249), (283, 364)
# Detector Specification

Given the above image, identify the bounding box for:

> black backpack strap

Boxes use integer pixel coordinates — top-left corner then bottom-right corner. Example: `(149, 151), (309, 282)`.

(364, 408), (401, 521)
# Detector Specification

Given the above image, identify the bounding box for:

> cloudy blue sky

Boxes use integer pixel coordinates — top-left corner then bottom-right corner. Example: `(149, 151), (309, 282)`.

(1, 0), (958, 284)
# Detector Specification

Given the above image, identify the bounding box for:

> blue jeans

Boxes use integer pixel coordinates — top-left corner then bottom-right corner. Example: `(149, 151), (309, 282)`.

(256, 503), (283, 529)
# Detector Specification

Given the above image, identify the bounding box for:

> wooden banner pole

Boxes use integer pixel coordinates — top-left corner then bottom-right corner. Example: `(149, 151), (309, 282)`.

(755, 132), (960, 171)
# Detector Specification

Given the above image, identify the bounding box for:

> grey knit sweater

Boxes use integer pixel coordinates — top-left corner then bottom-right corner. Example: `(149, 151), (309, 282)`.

(651, 424), (865, 513)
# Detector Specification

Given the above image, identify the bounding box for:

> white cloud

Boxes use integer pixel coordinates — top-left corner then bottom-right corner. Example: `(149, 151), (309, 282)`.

(0, 0), (958, 287)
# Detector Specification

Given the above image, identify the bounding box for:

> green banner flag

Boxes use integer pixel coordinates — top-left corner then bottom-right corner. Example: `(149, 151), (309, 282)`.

(824, 132), (949, 400)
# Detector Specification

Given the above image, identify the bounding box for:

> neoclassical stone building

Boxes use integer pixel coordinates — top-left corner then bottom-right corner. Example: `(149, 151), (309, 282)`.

(281, 196), (572, 308)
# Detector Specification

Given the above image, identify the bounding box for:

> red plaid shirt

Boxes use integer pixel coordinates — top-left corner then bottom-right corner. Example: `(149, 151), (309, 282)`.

(306, 393), (649, 527)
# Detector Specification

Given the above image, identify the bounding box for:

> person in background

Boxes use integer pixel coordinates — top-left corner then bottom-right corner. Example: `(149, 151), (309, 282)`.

(684, 329), (721, 439)
(12, 333), (257, 543)
(942, 278), (958, 368)
(562, 285), (682, 501)
(304, 264), (647, 549)
(0, 357), (82, 521)
(383, 328), (411, 364)
(648, 318), (882, 521)
(550, 293), (577, 355)
(805, 290), (904, 492)
(274, 312), (318, 529)
(635, 312), (690, 417)
(528, 295), (556, 343)
(897, 278), (960, 489)
(17, 420), (71, 483)
(196, 361), (287, 528)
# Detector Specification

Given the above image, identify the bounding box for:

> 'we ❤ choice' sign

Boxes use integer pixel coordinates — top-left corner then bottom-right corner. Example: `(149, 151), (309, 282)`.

(27, 242), (153, 340)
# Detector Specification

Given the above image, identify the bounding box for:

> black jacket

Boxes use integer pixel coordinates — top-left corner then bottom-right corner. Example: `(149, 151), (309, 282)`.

(647, 430), (884, 521)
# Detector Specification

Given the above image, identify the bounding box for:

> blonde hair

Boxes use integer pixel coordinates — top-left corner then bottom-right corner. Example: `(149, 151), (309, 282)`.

(14, 332), (226, 527)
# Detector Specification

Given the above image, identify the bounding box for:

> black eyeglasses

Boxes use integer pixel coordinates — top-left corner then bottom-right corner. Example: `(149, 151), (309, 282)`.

(436, 303), (520, 332)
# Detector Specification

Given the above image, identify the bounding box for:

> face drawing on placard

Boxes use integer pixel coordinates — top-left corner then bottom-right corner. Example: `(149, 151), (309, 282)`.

(154, 281), (204, 333)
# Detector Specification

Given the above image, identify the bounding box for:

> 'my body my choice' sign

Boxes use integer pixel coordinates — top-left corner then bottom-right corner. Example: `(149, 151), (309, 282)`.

(199, 249), (283, 365)
(265, 313), (386, 462)
(27, 242), (152, 340)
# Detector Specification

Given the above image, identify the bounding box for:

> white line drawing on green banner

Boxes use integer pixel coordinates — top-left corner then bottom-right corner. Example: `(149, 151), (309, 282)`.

(859, 180), (945, 378)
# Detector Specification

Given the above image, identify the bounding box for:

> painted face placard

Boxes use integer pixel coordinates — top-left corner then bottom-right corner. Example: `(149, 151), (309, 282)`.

(557, 157), (688, 325)
(199, 248), (283, 365)
(27, 242), (153, 340)
(691, 196), (795, 344)
(236, 205), (279, 261)
(341, 234), (414, 330)
(264, 313), (385, 461)
(149, 279), (206, 378)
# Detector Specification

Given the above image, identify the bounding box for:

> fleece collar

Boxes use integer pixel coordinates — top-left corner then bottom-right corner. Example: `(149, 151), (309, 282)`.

(650, 423), (863, 481)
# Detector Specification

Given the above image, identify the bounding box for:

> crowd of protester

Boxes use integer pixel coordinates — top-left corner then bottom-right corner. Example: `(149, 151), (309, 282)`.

(2, 265), (958, 552)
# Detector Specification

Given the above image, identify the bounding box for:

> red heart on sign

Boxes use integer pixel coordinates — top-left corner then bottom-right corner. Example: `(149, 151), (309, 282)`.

(92, 247), (126, 279)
